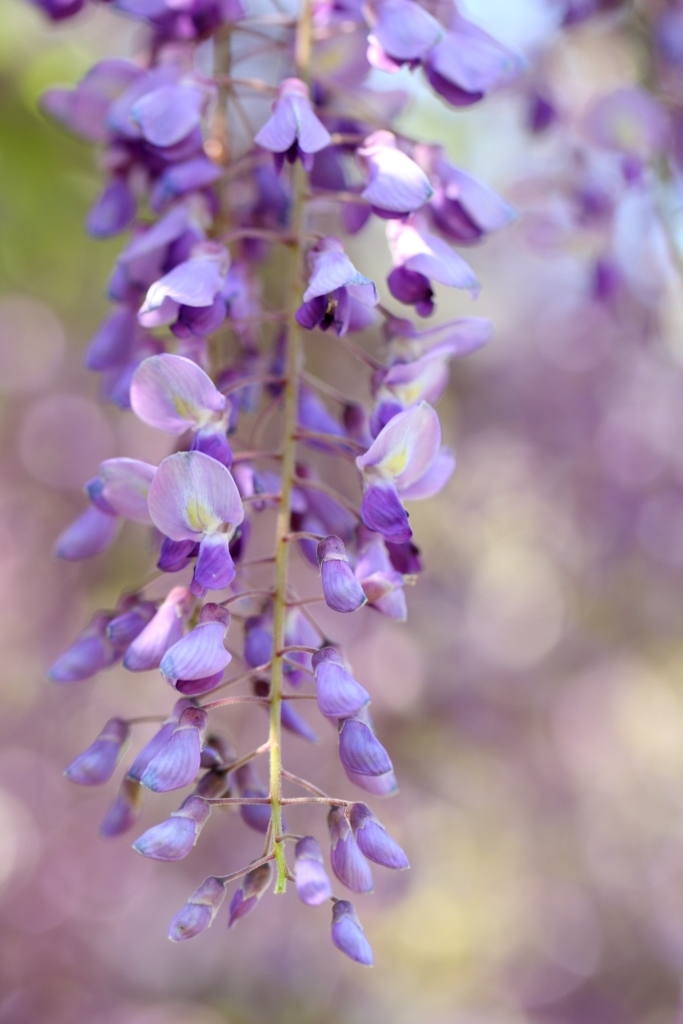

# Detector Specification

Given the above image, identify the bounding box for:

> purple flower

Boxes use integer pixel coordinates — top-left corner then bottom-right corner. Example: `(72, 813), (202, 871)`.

(131, 352), (227, 435)
(86, 179), (137, 239)
(48, 611), (118, 683)
(296, 237), (378, 337)
(243, 612), (273, 668)
(233, 764), (272, 834)
(415, 145), (516, 243)
(366, 0), (442, 73)
(331, 900), (373, 965)
(358, 131), (433, 218)
(150, 155), (222, 212)
(354, 531), (407, 621)
(98, 457), (157, 523)
(40, 60), (142, 142)
(312, 647), (370, 719)
(30, 0), (86, 21)
(283, 608), (323, 687)
(147, 451), (244, 595)
(53, 503), (120, 561)
(140, 706), (208, 791)
(106, 597), (157, 649)
(356, 401), (454, 541)
(228, 861), (272, 927)
(133, 794), (211, 860)
(138, 243), (229, 337)
(316, 535), (367, 613)
(160, 603), (231, 695)
(64, 718), (130, 785)
(387, 216), (479, 316)
(423, 11), (523, 108)
(348, 802), (409, 869)
(338, 706), (393, 778)
(100, 777), (144, 837)
(168, 876), (227, 942)
(328, 806), (373, 892)
(254, 78), (331, 172)
(130, 82), (207, 148)
(295, 836), (333, 906)
(123, 586), (193, 671)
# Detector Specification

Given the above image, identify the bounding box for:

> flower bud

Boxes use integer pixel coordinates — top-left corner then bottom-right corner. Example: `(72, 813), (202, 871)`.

(316, 536), (367, 613)
(348, 803), (409, 869)
(107, 599), (156, 650)
(64, 717), (130, 785)
(54, 504), (119, 561)
(331, 900), (373, 966)
(295, 836), (332, 906)
(344, 767), (399, 797)
(127, 698), (194, 782)
(338, 707), (393, 777)
(48, 612), (117, 683)
(123, 587), (192, 672)
(140, 706), (207, 792)
(243, 614), (273, 668)
(312, 647), (370, 719)
(168, 876), (227, 942)
(327, 806), (373, 893)
(100, 776), (144, 837)
(160, 603), (231, 695)
(233, 764), (274, 834)
(133, 795), (211, 861)
(228, 861), (272, 927)
(194, 768), (231, 799)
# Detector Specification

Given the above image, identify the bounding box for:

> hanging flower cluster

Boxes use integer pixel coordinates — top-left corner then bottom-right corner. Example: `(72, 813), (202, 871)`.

(37, 0), (521, 966)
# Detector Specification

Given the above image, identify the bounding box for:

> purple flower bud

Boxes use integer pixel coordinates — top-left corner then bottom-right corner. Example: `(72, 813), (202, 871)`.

(316, 536), (367, 613)
(331, 900), (373, 965)
(127, 699), (194, 783)
(168, 876), (227, 942)
(106, 599), (156, 650)
(100, 776), (144, 837)
(200, 732), (238, 770)
(194, 768), (231, 799)
(64, 717), (130, 785)
(295, 836), (333, 906)
(233, 764), (274, 834)
(53, 504), (120, 561)
(48, 612), (117, 683)
(312, 647), (370, 719)
(244, 614), (273, 668)
(140, 706), (208, 792)
(359, 131), (433, 218)
(254, 78), (331, 172)
(348, 803), (409, 869)
(160, 603), (231, 694)
(328, 806), (373, 893)
(228, 861), (272, 927)
(133, 794), (210, 861)
(338, 707), (393, 777)
(344, 767), (399, 797)
(86, 179), (137, 239)
(123, 586), (193, 671)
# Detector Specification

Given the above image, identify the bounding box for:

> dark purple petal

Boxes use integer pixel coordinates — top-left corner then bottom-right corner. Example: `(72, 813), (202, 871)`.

(360, 483), (411, 544)
(192, 533), (236, 593)
(106, 600), (156, 650)
(190, 424), (233, 468)
(387, 266), (434, 315)
(158, 537), (199, 573)
(86, 179), (137, 239)
(84, 307), (138, 372)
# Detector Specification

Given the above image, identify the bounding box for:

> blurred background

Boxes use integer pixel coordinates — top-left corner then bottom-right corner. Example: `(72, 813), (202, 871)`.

(4, 0), (683, 1021)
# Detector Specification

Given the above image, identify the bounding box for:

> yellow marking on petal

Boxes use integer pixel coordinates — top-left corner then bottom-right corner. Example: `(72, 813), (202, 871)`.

(380, 446), (409, 479)
(392, 381), (424, 407)
(173, 395), (199, 421)
(185, 499), (220, 534)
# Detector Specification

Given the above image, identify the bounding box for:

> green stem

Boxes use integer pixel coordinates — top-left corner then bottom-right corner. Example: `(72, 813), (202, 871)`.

(267, 0), (313, 895)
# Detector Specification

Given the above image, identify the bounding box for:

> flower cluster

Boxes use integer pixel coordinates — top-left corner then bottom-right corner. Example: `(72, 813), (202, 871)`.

(38, 0), (520, 966)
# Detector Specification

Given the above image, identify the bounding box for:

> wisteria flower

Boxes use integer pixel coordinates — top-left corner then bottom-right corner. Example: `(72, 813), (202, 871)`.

(331, 900), (373, 965)
(147, 450), (244, 594)
(296, 237), (378, 337)
(423, 11), (523, 107)
(168, 876), (227, 942)
(254, 78), (331, 172)
(387, 216), (479, 315)
(354, 531), (407, 621)
(138, 242), (229, 338)
(356, 401), (454, 542)
(366, 0), (442, 73)
(160, 603), (231, 695)
(358, 131), (433, 218)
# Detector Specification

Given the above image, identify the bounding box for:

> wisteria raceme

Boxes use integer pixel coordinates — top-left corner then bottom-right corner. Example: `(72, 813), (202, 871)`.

(37, 0), (534, 968)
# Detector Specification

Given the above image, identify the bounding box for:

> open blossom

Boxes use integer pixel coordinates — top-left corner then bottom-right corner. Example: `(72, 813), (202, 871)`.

(296, 237), (378, 337)
(138, 242), (230, 338)
(356, 401), (454, 542)
(387, 216), (479, 315)
(147, 451), (244, 595)
(255, 78), (331, 172)
(358, 131), (433, 218)
(423, 11), (523, 107)
(366, 0), (442, 73)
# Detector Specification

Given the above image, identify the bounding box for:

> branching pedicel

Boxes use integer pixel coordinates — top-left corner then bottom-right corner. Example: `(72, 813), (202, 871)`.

(39, 0), (521, 965)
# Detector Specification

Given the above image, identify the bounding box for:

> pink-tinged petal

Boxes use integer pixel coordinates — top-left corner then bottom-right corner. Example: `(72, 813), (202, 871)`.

(400, 447), (455, 501)
(161, 617), (231, 683)
(138, 247), (228, 326)
(130, 85), (205, 148)
(387, 219), (479, 294)
(303, 240), (378, 302)
(371, 0), (442, 61)
(357, 401), (441, 491)
(345, 766), (399, 796)
(99, 458), (156, 523)
(360, 132), (433, 214)
(370, 584), (407, 621)
(123, 586), (192, 672)
(131, 353), (226, 435)
(141, 707), (207, 792)
(192, 533), (236, 592)
(53, 504), (120, 561)
(147, 451), (244, 542)
(381, 333), (486, 406)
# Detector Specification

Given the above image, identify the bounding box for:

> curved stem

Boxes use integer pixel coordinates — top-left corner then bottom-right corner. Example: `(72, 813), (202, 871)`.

(267, 0), (314, 895)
